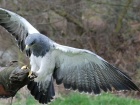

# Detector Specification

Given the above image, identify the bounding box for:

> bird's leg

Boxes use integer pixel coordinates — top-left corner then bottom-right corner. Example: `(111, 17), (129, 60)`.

(21, 65), (32, 77)
(28, 71), (38, 78)
(28, 71), (33, 77)
(21, 65), (37, 78)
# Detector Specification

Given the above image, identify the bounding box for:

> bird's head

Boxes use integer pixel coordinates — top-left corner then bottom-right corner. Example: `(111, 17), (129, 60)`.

(25, 33), (39, 56)
(25, 33), (51, 57)
(25, 33), (41, 48)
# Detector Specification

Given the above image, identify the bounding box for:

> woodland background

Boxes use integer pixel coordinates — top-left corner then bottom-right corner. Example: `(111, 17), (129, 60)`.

(0, 0), (140, 105)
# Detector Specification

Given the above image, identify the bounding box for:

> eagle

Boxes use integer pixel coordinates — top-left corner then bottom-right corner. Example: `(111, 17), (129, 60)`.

(0, 8), (139, 104)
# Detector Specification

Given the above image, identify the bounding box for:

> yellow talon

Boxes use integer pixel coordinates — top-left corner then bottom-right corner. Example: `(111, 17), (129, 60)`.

(28, 71), (32, 77)
(21, 65), (28, 70)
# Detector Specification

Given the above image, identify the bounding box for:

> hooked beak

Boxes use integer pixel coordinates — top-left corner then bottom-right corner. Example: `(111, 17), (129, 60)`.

(26, 45), (30, 50)
(25, 45), (31, 57)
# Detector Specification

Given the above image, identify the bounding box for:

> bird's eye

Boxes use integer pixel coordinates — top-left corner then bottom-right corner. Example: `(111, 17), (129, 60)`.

(30, 40), (35, 45)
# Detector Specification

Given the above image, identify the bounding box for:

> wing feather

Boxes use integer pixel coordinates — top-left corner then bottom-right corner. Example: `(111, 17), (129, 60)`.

(0, 8), (39, 51)
(52, 44), (140, 94)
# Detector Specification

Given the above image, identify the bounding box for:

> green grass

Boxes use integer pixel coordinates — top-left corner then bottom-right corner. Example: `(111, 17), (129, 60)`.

(50, 93), (140, 105)
(14, 92), (140, 105)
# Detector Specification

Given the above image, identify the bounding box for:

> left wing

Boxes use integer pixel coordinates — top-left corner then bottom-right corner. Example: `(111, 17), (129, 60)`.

(0, 8), (39, 51)
(52, 44), (139, 94)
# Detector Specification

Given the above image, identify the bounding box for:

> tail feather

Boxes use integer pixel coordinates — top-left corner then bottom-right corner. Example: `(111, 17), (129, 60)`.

(27, 77), (55, 104)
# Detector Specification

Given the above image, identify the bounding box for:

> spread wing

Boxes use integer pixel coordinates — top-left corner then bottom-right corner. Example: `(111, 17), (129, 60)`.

(53, 44), (140, 94)
(0, 8), (39, 51)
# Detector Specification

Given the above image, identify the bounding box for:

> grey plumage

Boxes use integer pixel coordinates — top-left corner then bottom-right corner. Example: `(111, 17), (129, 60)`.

(0, 8), (39, 51)
(25, 33), (53, 57)
(52, 47), (139, 93)
(0, 8), (139, 104)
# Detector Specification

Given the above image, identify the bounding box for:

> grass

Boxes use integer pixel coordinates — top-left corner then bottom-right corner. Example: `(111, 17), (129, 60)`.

(49, 93), (140, 105)
(17, 92), (140, 105)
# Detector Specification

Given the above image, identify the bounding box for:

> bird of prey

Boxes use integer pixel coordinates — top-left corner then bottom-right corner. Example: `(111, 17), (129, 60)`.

(0, 8), (139, 104)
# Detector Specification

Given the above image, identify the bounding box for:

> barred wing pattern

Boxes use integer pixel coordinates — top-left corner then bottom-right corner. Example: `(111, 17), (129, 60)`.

(53, 44), (139, 94)
(0, 8), (39, 51)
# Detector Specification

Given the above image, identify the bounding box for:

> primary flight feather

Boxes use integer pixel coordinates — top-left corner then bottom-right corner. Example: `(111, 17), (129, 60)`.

(0, 8), (139, 104)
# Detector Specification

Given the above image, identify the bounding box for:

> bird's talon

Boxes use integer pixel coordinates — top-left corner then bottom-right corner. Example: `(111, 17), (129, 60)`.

(21, 65), (28, 70)
(28, 71), (32, 77)
(28, 71), (37, 80)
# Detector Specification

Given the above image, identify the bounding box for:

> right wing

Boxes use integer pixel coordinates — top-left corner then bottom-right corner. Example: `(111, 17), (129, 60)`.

(0, 8), (40, 51)
(53, 44), (140, 94)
